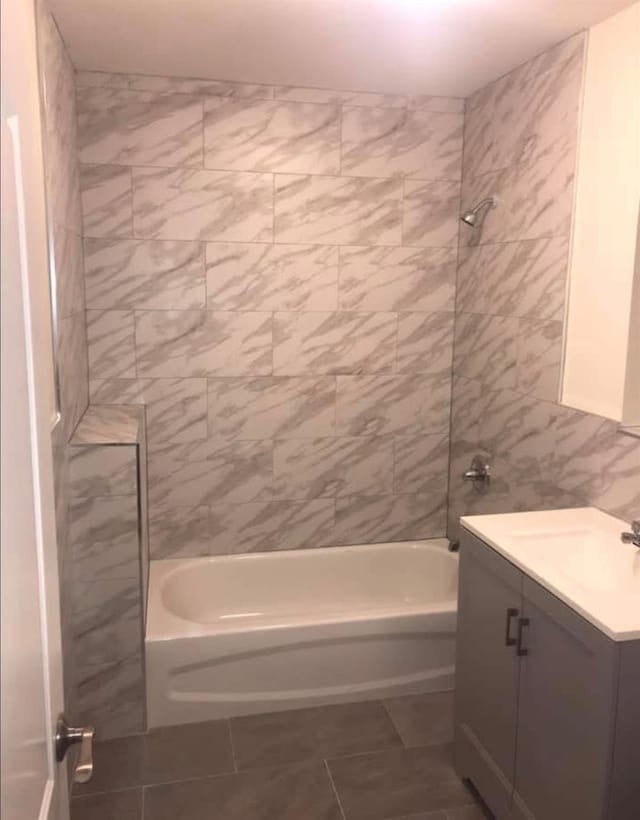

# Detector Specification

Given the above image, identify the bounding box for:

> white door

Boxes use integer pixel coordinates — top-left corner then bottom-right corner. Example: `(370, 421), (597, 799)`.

(1, 0), (69, 818)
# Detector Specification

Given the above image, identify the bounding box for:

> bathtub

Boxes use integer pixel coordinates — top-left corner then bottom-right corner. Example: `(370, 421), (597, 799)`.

(145, 539), (458, 728)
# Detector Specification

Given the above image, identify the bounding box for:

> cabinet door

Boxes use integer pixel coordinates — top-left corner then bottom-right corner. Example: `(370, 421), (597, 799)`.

(454, 532), (523, 819)
(512, 577), (618, 820)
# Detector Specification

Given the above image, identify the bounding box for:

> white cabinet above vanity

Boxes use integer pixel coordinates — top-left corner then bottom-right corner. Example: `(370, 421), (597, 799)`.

(561, 3), (640, 432)
(454, 508), (640, 820)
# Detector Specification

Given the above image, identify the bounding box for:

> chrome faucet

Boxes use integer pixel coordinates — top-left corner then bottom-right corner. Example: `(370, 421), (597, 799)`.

(621, 520), (640, 547)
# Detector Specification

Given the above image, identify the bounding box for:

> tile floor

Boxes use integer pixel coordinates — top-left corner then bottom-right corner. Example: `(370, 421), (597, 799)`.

(71, 691), (492, 820)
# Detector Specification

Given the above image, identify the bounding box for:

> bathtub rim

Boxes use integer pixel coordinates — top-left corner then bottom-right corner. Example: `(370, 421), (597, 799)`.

(146, 537), (457, 642)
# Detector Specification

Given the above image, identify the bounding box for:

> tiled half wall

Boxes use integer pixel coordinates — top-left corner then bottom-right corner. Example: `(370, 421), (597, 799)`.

(76, 72), (465, 557)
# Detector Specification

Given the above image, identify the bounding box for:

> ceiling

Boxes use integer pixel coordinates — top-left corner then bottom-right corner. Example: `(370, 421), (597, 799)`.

(49, 0), (637, 97)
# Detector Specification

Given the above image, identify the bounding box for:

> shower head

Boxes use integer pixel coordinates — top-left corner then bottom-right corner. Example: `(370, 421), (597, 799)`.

(460, 196), (496, 227)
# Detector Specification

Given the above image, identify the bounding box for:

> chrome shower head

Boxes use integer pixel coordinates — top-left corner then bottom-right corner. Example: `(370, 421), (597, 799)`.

(461, 196), (496, 227)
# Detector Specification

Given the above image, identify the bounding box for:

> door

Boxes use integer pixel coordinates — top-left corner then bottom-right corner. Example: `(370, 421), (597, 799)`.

(1, 0), (68, 818)
(454, 531), (522, 819)
(511, 578), (617, 820)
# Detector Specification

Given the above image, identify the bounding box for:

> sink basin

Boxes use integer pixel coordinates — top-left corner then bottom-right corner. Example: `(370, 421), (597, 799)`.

(461, 508), (640, 640)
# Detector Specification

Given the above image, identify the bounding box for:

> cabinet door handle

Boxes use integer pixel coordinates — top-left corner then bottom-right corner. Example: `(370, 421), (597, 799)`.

(516, 617), (530, 656)
(505, 607), (518, 646)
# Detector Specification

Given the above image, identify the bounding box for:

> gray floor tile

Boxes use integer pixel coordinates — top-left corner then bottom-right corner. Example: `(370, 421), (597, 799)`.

(143, 761), (343, 820)
(73, 735), (144, 795)
(231, 700), (402, 770)
(327, 745), (472, 820)
(71, 787), (142, 820)
(446, 805), (492, 819)
(143, 719), (234, 784)
(384, 691), (454, 748)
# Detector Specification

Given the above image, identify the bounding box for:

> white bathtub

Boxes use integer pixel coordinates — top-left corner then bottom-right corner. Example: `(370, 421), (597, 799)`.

(145, 539), (458, 728)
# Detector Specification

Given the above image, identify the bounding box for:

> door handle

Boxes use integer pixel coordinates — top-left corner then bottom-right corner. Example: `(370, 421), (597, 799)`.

(55, 714), (95, 783)
(516, 617), (530, 657)
(504, 607), (518, 646)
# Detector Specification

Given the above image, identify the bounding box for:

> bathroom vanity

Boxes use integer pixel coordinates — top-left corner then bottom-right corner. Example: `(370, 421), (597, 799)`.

(454, 508), (640, 820)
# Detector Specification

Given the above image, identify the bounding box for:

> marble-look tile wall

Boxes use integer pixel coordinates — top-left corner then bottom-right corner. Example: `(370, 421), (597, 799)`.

(36, 0), (89, 720)
(76, 71), (465, 556)
(448, 33), (640, 537)
(69, 405), (147, 739)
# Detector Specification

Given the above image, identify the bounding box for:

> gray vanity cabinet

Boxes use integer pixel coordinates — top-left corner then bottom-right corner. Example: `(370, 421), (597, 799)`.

(455, 530), (640, 820)
(511, 578), (618, 820)
(454, 531), (522, 818)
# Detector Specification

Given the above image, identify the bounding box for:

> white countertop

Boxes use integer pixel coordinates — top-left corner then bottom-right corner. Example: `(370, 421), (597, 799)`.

(460, 507), (640, 642)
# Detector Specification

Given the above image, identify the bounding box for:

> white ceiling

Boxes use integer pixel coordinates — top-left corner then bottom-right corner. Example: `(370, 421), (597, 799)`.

(49, 0), (636, 97)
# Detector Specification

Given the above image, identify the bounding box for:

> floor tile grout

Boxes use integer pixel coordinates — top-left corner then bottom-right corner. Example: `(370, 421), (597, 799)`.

(324, 758), (348, 820)
(226, 717), (238, 773)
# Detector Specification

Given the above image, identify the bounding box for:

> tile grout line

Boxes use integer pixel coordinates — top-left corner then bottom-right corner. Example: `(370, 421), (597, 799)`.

(226, 718), (238, 773)
(324, 759), (347, 820)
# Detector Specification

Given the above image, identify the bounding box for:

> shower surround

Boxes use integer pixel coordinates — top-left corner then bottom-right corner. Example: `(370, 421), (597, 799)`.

(448, 33), (640, 534)
(75, 74), (464, 558)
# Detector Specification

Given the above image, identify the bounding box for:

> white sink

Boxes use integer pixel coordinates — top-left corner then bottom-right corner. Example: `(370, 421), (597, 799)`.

(461, 508), (640, 640)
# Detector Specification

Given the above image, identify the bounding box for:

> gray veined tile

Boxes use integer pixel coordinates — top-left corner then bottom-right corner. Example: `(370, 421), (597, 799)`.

(204, 97), (340, 174)
(71, 404), (143, 445)
(333, 492), (447, 545)
(127, 75), (274, 100)
(79, 164), (133, 238)
(52, 224), (84, 320)
(148, 503), (211, 558)
(336, 373), (451, 437)
(407, 95), (465, 114)
(87, 309), (136, 379)
(273, 85), (408, 107)
(76, 87), (203, 167)
(477, 388), (558, 468)
(68, 444), (137, 496)
(135, 310), (272, 377)
(516, 318), (563, 401)
(89, 377), (208, 444)
(207, 376), (336, 440)
(341, 107), (463, 181)
(453, 313), (518, 390)
(550, 407), (640, 519)
(74, 70), (132, 89)
(206, 242), (338, 311)
(147, 439), (272, 507)
(403, 180), (460, 247)
(84, 238), (205, 310)
(132, 166), (273, 242)
(339, 246), (456, 313)
(456, 236), (569, 320)
(47, 127), (82, 233)
(459, 156), (574, 247)
(57, 311), (89, 439)
(38, 2), (77, 148)
(71, 578), (142, 667)
(272, 436), (394, 499)
(75, 655), (145, 739)
(394, 434), (450, 495)
(396, 312), (454, 375)
(69, 494), (139, 581)
(274, 174), (403, 245)
(449, 376), (482, 445)
(464, 35), (583, 178)
(209, 498), (335, 554)
(273, 311), (396, 375)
